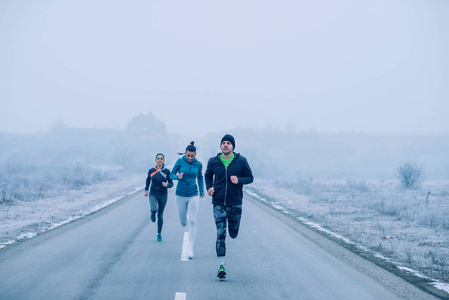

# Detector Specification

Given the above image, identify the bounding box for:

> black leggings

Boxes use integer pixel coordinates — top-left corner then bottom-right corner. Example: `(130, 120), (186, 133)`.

(149, 194), (168, 233)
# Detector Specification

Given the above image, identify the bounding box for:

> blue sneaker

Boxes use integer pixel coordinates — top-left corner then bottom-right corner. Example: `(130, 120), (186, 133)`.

(150, 212), (156, 223)
(217, 265), (226, 279)
(157, 233), (162, 242)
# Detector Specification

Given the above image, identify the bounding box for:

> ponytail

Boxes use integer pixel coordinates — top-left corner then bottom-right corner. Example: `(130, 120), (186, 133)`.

(179, 141), (196, 155)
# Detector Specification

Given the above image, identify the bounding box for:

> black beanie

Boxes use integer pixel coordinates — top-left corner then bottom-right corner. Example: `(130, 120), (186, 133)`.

(221, 134), (235, 149)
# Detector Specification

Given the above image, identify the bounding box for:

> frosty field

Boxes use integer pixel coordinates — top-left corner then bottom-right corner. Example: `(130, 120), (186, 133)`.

(0, 175), (143, 248)
(248, 179), (449, 293)
(1, 174), (448, 294)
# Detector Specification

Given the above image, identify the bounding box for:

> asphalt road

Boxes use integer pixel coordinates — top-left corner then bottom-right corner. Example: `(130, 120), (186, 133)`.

(0, 188), (440, 300)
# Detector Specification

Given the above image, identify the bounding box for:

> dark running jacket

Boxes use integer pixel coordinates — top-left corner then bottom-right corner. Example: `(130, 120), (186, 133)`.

(145, 166), (173, 196)
(204, 153), (254, 206)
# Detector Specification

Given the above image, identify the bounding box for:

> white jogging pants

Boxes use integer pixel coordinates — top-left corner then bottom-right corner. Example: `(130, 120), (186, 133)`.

(176, 196), (199, 242)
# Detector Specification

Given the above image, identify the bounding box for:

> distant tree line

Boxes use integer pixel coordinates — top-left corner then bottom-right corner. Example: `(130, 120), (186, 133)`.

(0, 113), (176, 203)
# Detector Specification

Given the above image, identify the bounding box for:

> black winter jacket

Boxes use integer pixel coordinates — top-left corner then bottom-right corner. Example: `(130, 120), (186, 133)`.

(204, 153), (254, 206)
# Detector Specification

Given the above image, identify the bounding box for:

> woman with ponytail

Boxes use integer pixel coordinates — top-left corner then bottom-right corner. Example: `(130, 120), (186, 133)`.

(170, 141), (205, 259)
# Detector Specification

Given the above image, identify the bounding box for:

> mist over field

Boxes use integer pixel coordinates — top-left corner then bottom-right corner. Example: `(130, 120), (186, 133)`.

(0, 114), (172, 202)
(1, 113), (448, 203)
(205, 129), (449, 181)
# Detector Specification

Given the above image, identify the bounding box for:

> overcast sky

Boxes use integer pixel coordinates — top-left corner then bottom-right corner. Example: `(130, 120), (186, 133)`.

(1, 0), (448, 137)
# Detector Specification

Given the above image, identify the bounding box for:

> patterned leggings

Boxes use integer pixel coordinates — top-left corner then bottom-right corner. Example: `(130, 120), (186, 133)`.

(213, 204), (242, 257)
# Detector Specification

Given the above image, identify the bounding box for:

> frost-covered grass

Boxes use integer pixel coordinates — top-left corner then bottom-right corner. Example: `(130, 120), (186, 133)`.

(248, 179), (449, 287)
(0, 164), (123, 204)
(0, 174), (143, 249)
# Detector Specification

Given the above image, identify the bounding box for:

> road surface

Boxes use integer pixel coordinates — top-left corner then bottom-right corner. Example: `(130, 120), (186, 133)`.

(0, 189), (440, 299)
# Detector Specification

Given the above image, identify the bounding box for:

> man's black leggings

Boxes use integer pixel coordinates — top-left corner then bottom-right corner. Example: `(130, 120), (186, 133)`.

(213, 204), (242, 257)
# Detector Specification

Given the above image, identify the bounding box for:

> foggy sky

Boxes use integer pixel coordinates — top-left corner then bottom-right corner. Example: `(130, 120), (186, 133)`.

(1, 0), (448, 137)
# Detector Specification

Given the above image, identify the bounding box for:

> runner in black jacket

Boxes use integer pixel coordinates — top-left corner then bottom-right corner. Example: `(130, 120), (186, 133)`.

(205, 134), (253, 279)
(144, 153), (173, 242)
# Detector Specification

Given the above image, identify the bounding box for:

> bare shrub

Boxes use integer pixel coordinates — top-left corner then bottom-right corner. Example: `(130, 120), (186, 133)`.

(346, 180), (370, 193)
(397, 163), (424, 189)
(1, 182), (14, 204)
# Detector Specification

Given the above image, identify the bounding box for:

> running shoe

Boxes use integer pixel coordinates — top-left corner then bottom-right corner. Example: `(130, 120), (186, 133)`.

(157, 233), (162, 242)
(217, 265), (226, 279)
(187, 248), (194, 259)
(150, 212), (156, 223)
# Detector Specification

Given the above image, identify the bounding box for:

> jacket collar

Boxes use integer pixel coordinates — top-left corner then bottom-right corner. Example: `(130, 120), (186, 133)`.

(216, 152), (239, 160)
(155, 164), (165, 171)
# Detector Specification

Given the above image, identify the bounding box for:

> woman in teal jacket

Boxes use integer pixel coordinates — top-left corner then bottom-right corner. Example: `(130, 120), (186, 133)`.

(170, 141), (205, 259)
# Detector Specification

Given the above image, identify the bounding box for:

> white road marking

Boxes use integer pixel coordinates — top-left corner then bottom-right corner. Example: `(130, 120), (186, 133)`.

(181, 231), (189, 261)
(175, 292), (186, 300)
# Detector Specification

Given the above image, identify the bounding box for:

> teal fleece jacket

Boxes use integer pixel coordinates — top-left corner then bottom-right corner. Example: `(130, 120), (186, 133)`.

(170, 155), (205, 197)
